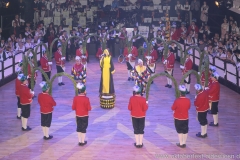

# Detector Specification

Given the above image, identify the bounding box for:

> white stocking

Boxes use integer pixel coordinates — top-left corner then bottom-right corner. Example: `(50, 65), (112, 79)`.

(204, 125), (208, 134)
(201, 126), (204, 135)
(58, 77), (61, 83)
(42, 127), (46, 137)
(134, 134), (139, 145)
(128, 70), (131, 77)
(21, 117), (25, 128)
(178, 134), (183, 145)
(45, 127), (49, 137)
(169, 78), (172, 85)
(77, 132), (81, 143)
(139, 134), (143, 145)
(213, 114), (218, 124)
(183, 134), (188, 144)
(17, 108), (21, 117)
(81, 133), (86, 143)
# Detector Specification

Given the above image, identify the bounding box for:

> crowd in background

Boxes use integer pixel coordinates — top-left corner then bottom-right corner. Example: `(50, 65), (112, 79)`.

(0, 0), (239, 69)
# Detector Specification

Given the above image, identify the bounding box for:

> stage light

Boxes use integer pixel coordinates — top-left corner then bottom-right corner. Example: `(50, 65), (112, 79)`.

(215, 0), (224, 7)
(215, 1), (219, 7)
(6, 2), (9, 7)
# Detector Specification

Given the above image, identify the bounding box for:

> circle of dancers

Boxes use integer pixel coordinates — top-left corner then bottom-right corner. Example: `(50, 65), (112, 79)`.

(15, 45), (220, 148)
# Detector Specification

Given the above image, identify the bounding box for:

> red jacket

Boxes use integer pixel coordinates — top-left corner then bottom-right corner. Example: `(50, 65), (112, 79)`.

(182, 58), (193, 74)
(144, 49), (158, 64)
(15, 78), (21, 96)
(162, 52), (175, 70)
(76, 49), (88, 63)
(40, 56), (51, 72)
(194, 90), (209, 112)
(54, 50), (65, 66)
(96, 47), (103, 59)
(28, 64), (37, 79)
(72, 95), (92, 117)
(123, 46), (138, 62)
(201, 71), (213, 87)
(171, 96), (191, 120)
(187, 25), (199, 34)
(19, 84), (33, 105)
(128, 95), (148, 117)
(38, 92), (56, 114)
(208, 81), (220, 102)
(171, 30), (179, 41)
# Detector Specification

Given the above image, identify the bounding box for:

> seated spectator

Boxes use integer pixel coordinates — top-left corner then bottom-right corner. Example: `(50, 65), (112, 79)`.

(0, 47), (7, 61)
(199, 25), (211, 39)
(12, 14), (25, 27)
(217, 47), (226, 59)
(198, 39), (206, 51)
(232, 40), (238, 52)
(192, 33), (198, 45)
(224, 49), (235, 63)
(25, 27), (34, 38)
(185, 35), (193, 45)
(230, 23), (239, 35)
(0, 39), (6, 49)
(233, 49), (240, 67)
(15, 41), (25, 53)
(5, 46), (14, 58)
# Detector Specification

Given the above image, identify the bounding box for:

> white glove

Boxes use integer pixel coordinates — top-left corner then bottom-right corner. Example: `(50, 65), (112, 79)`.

(146, 101), (148, 104)
(198, 72), (200, 75)
(27, 76), (29, 79)
(48, 62), (52, 65)
(149, 56), (152, 59)
(62, 67), (66, 71)
(128, 54), (132, 58)
(30, 90), (34, 95)
(163, 60), (167, 64)
(180, 65), (184, 69)
(61, 57), (65, 60)
(145, 56), (151, 60)
(205, 87), (209, 90)
(35, 70), (38, 73)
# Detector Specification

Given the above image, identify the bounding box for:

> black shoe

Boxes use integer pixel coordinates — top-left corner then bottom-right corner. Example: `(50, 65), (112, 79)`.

(165, 84), (169, 87)
(17, 116), (21, 119)
(60, 82), (65, 85)
(131, 77), (134, 81)
(44, 135), (53, 140)
(176, 143), (185, 148)
(168, 85), (172, 88)
(139, 143), (143, 148)
(81, 141), (87, 146)
(204, 133), (208, 137)
(196, 132), (206, 138)
(58, 83), (62, 86)
(22, 126), (32, 131)
(128, 77), (131, 81)
(209, 122), (218, 127)
(207, 110), (212, 114)
(134, 143), (139, 148)
(78, 142), (82, 146)
(151, 81), (153, 84)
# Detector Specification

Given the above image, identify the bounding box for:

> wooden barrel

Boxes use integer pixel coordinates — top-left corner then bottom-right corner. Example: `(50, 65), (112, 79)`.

(100, 94), (116, 109)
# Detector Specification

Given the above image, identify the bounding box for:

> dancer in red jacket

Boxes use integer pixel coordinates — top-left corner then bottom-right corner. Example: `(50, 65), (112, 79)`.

(208, 72), (220, 127)
(128, 85), (148, 148)
(15, 60), (23, 119)
(180, 51), (193, 94)
(54, 43), (65, 86)
(19, 74), (34, 131)
(162, 48), (175, 88)
(72, 83), (92, 146)
(38, 81), (56, 140)
(40, 50), (52, 81)
(171, 85), (191, 148)
(194, 84), (209, 138)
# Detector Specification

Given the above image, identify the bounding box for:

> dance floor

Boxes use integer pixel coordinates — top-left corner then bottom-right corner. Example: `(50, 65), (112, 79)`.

(0, 57), (239, 160)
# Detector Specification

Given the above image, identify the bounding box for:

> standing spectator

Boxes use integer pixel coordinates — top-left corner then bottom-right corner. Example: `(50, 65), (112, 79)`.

(12, 14), (25, 27)
(171, 85), (191, 148)
(190, 0), (200, 23)
(200, 1), (208, 25)
(231, 23), (239, 35)
(19, 0), (26, 19)
(175, 0), (182, 20)
(9, 22), (20, 37)
(0, 47), (7, 61)
(33, 0), (40, 26)
(221, 18), (229, 40)
(181, 1), (190, 24)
